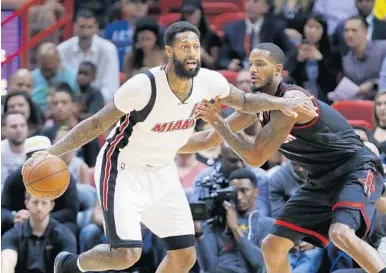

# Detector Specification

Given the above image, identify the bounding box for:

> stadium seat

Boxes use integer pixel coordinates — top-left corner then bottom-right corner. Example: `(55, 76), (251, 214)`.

(159, 13), (180, 27)
(348, 120), (373, 130)
(218, 70), (238, 85)
(159, 0), (182, 13)
(202, 2), (241, 16)
(332, 100), (375, 129)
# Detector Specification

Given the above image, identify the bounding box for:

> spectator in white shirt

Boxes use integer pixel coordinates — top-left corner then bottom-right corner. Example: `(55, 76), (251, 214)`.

(1, 111), (28, 189)
(57, 9), (120, 102)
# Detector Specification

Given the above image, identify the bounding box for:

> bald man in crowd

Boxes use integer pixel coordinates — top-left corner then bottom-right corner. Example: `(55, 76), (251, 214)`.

(31, 42), (77, 111)
(8, 69), (33, 94)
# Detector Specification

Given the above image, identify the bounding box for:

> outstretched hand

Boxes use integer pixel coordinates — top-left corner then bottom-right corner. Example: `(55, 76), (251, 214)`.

(280, 95), (318, 118)
(196, 98), (223, 124)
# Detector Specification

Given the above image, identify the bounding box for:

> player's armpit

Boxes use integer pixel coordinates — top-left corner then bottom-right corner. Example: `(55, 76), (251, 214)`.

(178, 112), (257, 154)
(49, 102), (125, 157)
(211, 111), (296, 167)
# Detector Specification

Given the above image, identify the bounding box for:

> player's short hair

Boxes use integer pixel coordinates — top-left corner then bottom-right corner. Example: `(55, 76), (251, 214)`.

(76, 9), (96, 21)
(346, 15), (368, 29)
(254, 43), (285, 65)
(164, 21), (200, 47)
(228, 168), (257, 188)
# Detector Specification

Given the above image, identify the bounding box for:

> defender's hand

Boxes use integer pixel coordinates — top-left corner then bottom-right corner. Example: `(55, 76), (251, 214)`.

(196, 99), (222, 124)
(279, 96), (318, 118)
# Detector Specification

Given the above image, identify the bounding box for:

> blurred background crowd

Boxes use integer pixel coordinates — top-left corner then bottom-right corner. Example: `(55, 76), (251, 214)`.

(2, 0), (386, 272)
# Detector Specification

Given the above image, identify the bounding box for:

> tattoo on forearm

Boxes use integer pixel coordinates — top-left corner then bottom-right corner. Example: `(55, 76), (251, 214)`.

(49, 103), (123, 156)
(212, 119), (255, 158)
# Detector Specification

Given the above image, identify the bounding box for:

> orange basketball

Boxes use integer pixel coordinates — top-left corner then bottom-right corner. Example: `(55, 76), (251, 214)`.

(22, 154), (70, 200)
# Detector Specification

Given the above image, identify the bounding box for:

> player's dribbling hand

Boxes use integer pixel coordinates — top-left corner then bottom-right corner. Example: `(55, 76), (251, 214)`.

(196, 98), (222, 124)
(22, 151), (50, 175)
(280, 96), (318, 118)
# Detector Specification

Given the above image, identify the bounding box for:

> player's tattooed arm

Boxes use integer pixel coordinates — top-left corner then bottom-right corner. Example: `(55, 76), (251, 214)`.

(197, 100), (296, 167)
(219, 84), (317, 118)
(48, 103), (124, 156)
(178, 111), (257, 153)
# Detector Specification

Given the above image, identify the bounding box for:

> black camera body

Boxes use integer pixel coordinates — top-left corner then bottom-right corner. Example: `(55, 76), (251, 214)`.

(190, 173), (236, 225)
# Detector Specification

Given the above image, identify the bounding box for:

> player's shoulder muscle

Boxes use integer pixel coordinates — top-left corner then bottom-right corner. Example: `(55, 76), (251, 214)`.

(114, 73), (152, 114)
(197, 68), (230, 99)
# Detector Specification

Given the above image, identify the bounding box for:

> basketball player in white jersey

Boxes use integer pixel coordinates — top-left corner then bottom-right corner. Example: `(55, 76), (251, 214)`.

(31, 22), (316, 273)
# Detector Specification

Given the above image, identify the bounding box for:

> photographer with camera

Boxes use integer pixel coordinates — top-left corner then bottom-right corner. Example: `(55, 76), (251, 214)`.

(194, 168), (273, 273)
(192, 143), (271, 217)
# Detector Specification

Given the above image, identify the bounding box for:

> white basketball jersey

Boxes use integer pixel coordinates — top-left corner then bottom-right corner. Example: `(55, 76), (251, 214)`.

(105, 66), (230, 167)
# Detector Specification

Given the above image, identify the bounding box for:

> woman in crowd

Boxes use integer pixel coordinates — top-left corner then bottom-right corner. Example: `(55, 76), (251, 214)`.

(290, 13), (340, 104)
(123, 16), (166, 79)
(3, 90), (44, 136)
(180, 0), (222, 69)
(370, 92), (386, 162)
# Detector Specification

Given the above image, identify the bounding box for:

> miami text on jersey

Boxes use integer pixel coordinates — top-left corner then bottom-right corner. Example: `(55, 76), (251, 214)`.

(151, 118), (196, 132)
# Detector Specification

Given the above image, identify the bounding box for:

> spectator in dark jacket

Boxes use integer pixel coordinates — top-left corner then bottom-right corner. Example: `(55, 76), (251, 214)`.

(1, 192), (77, 273)
(220, 0), (297, 73)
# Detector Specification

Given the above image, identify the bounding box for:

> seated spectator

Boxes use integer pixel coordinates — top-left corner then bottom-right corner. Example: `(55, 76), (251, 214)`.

(41, 83), (100, 166)
(1, 135), (79, 235)
(274, 0), (310, 43)
(104, 0), (151, 72)
(370, 92), (386, 161)
(32, 43), (77, 111)
(193, 144), (270, 217)
(236, 69), (253, 93)
(58, 9), (120, 102)
(195, 168), (273, 273)
(268, 161), (324, 273)
(333, 0), (386, 56)
(312, 0), (357, 35)
(123, 16), (166, 78)
(55, 127), (90, 184)
(1, 111), (28, 188)
(3, 91), (44, 136)
(342, 15), (386, 100)
(290, 13), (340, 104)
(1, 192), (77, 273)
(75, 61), (105, 121)
(180, 0), (222, 69)
(29, 0), (64, 46)
(7, 69), (33, 94)
(175, 153), (207, 189)
(220, 0), (297, 73)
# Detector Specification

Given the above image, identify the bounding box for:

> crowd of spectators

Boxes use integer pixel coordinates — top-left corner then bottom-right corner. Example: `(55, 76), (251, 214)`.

(2, 0), (386, 272)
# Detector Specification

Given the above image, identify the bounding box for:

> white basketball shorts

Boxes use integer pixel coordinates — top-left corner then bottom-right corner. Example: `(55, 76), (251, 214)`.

(94, 148), (195, 250)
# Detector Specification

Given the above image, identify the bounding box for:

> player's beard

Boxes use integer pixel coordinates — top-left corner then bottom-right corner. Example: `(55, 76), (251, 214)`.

(173, 55), (201, 79)
(251, 74), (274, 93)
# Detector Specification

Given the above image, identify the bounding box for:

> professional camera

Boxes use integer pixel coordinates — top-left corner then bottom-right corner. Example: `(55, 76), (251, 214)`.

(189, 173), (236, 225)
